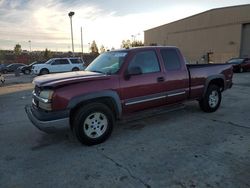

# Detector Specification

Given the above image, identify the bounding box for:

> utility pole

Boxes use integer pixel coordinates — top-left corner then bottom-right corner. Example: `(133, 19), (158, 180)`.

(28, 40), (31, 52)
(81, 27), (83, 57)
(68, 11), (75, 57)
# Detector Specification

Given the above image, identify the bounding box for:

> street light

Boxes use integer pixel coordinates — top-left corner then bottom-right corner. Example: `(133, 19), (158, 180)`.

(68, 11), (75, 56)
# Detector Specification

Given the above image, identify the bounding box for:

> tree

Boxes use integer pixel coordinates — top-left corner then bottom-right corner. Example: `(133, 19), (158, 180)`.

(131, 40), (144, 47)
(14, 44), (22, 55)
(121, 40), (131, 49)
(44, 48), (52, 60)
(100, 45), (105, 53)
(90, 40), (99, 54)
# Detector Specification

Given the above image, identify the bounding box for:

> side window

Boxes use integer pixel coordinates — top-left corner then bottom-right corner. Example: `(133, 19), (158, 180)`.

(128, 50), (160, 74)
(51, 60), (60, 65)
(70, 59), (83, 64)
(160, 49), (181, 71)
(60, 59), (70, 64)
(52, 59), (70, 65)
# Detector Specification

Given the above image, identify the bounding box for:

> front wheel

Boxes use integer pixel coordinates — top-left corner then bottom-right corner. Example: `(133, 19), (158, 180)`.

(24, 69), (31, 74)
(199, 84), (221, 113)
(40, 69), (49, 75)
(73, 103), (114, 145)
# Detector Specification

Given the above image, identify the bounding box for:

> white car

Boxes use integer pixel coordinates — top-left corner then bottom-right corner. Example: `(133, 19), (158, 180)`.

(32, 57), (86, 75)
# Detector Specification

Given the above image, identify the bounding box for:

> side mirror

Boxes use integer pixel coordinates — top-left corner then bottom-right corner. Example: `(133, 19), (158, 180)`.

(125, 66), (142, 80)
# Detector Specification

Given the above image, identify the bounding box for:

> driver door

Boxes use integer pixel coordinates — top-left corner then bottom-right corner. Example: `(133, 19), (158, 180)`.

(120, 49), (166, 114)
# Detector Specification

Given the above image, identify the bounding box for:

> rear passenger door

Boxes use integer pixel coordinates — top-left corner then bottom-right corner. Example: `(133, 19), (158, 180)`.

(160, 48), (189, 104)
(50, 59), (71, 73)
(120, 49), (166, 113)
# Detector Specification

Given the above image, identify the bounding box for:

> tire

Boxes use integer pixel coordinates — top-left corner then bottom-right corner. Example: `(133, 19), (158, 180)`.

(40, 69), (49, 75)
(24, 69), (31, 75)
(72, 67), (79, 71)
(73, 103), (114, 145)
(199, 84), (221, 113)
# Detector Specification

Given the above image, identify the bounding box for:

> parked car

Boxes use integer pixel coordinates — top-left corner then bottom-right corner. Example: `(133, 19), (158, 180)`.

(31, 57), (86, 75)
(25, 46), (233, 145)
(21, 61), (45, 74)
(2, 63), (26, 73)
(226, 58), (250, 73)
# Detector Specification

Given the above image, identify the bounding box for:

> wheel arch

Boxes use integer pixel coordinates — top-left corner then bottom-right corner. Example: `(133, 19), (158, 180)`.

(68, 90), (122, 129)
(72, 67), (80, 71)
(203, 75), (225, 97)
(39, 68), (49, 74)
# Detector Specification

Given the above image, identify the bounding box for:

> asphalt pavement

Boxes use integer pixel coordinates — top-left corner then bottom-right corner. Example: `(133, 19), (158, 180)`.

(0, 72), (250, 188)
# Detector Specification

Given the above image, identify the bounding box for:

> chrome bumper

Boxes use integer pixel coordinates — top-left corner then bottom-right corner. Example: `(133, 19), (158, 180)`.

(25, 105), (70, 133)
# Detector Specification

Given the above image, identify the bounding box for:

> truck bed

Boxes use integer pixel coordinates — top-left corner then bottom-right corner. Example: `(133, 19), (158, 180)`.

(187, 63), (233, 99)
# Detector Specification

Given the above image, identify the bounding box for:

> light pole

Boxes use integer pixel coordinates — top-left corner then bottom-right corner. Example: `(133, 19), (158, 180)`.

(68, 11), (75, 57)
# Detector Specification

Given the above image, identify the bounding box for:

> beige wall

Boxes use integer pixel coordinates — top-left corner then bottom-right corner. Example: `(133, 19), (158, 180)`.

(144, 5), (250, 63)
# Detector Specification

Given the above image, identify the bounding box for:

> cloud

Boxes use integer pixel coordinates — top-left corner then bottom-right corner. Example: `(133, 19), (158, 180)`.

(0, 0), (250, 51)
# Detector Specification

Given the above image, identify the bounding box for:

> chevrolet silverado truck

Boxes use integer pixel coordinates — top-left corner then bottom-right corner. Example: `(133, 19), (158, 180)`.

(25, 46), (233, 145)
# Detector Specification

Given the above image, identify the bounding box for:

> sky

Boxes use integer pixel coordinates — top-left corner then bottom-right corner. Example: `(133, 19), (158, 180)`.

(0, 0), (249, 52)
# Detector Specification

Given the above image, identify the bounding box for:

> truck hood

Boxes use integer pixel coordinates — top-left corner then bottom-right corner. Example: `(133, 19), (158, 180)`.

(33, 71), (109, 87)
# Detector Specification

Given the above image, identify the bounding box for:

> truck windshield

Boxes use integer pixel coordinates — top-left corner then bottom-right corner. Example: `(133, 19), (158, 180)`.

(86, 52), (127, 75)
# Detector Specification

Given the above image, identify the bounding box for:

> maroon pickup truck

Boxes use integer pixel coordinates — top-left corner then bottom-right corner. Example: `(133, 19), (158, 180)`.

(25, 46), (233, 145)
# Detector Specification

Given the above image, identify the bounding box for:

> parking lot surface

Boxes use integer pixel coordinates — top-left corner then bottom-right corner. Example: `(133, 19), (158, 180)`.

(0, 73), (250, 188)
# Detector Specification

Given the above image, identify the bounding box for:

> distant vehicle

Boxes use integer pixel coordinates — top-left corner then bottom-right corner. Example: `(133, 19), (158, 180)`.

(2, 63), (26, 73)
(21, 61), (45, 75)
(0, 64), (7, 73)
(32, 58), (86, 75)
(226, 58), (250, 73)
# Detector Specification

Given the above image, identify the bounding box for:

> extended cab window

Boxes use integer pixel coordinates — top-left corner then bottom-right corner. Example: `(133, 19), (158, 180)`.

(128, 50), (160, 74)
(160, 49), (181, 70)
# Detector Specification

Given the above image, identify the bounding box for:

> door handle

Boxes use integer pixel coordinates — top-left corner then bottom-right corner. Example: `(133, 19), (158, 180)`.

(157, 77), (165, 82)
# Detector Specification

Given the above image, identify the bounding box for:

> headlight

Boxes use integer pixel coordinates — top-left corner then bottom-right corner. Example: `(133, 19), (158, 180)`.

(33, 89), (54, 111)
(39, 90), (54, 101)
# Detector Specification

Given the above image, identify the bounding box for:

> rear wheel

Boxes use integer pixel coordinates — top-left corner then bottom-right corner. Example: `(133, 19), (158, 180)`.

(40, 69), (49, 75)
(199, 84), (221, 113)
(73, 103), (114, 145)
(72, 67), (79, 71)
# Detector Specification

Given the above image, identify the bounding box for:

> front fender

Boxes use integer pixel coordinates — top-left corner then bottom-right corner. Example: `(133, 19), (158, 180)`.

(67, 90), (122, 118)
